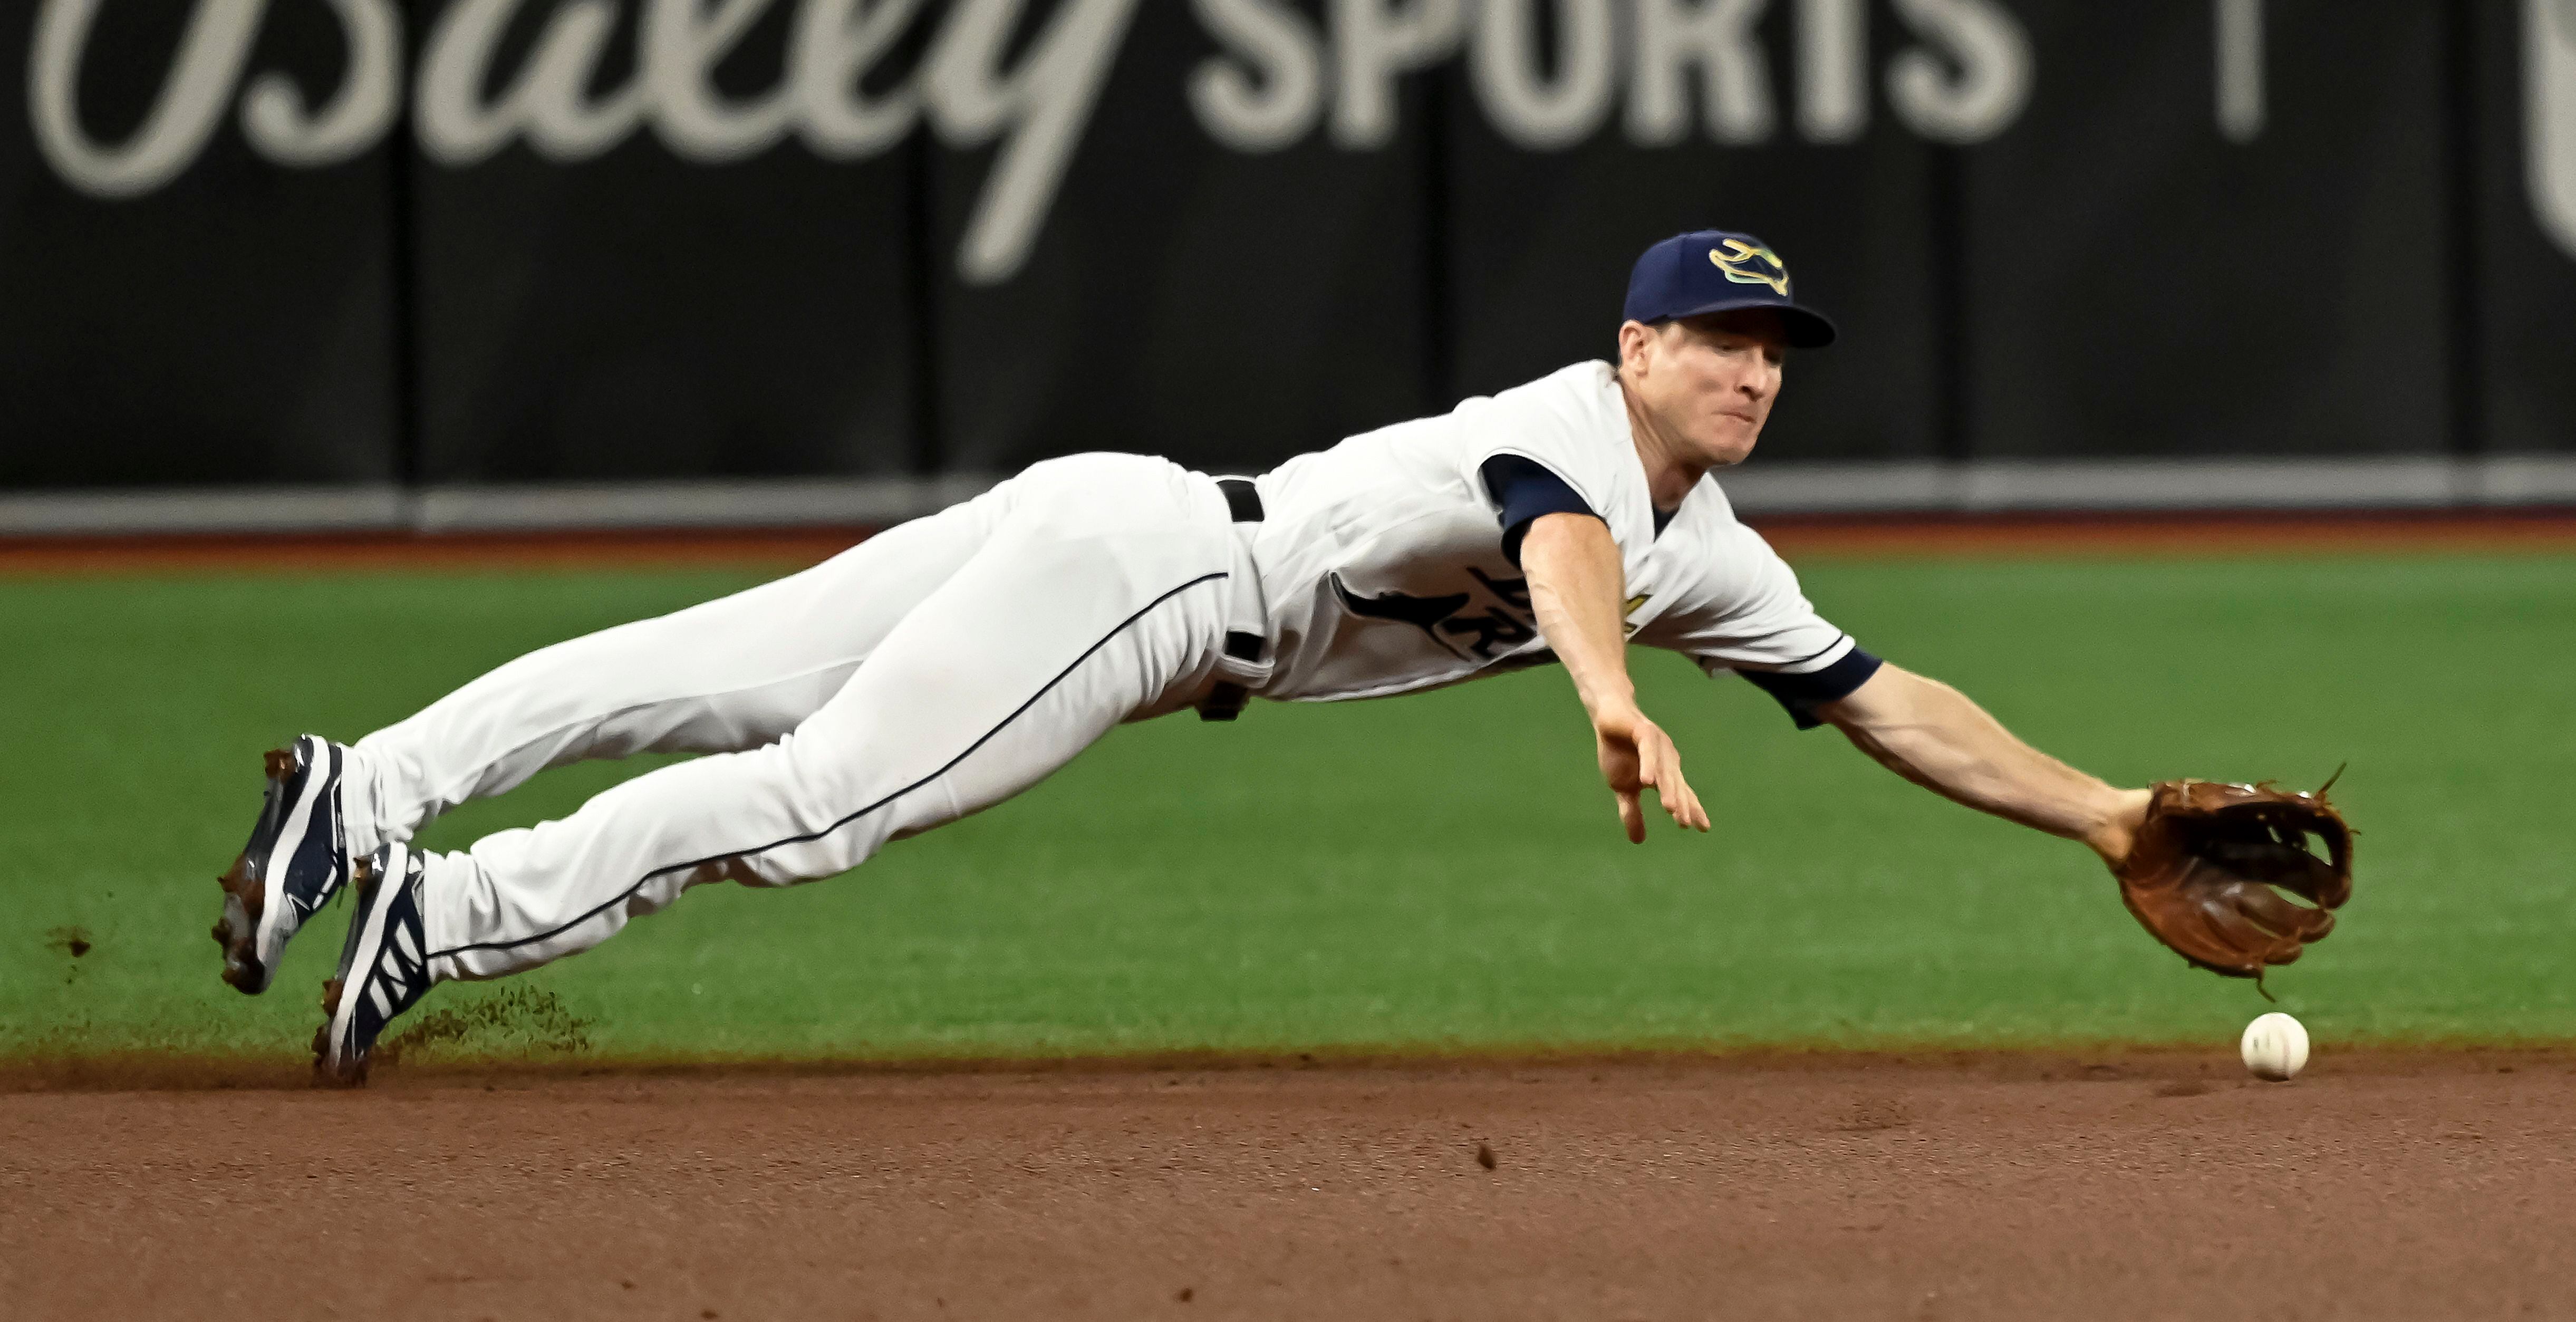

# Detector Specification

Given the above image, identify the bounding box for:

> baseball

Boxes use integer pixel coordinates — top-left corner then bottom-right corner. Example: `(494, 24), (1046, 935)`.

(2240, 1011), (2310, 1082)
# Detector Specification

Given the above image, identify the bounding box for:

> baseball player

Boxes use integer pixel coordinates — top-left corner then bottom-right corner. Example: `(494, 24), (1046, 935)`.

(213, 230), (2350, 1084)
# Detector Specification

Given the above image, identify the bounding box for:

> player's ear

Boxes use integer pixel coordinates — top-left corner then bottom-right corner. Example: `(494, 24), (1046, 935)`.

(1616, 320), (1654, 373)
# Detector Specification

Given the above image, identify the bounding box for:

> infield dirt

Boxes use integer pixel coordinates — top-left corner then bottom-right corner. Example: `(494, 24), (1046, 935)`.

(6, 1051), (2570, 1320)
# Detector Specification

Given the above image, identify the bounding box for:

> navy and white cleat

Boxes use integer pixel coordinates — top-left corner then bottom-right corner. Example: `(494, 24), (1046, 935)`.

(212, 735), (353, 994)
(313, 843), (434, 1087)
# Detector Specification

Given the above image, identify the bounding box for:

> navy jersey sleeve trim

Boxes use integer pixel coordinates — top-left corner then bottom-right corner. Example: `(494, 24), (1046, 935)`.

(1736, 646), (1884, 730)
(1480, 453), (1601, 567)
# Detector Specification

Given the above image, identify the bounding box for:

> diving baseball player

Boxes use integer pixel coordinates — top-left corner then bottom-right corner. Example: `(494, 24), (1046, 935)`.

(213, 230), (2351, 1084)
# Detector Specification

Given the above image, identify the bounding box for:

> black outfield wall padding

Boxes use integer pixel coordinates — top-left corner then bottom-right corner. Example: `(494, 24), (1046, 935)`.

(2475, 0), (2576, 456)
(1958, 0), (2452, 460)
(927, 0), (1435, 478)
(0, 0), (397, 487)
(406, 0), (920, 483)
(3, 0), (2573, 495)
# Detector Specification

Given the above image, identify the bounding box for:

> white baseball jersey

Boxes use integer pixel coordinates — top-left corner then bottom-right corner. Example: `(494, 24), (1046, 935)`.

(333, 365), (1866, 988)
(1248, 360), (1859, 704)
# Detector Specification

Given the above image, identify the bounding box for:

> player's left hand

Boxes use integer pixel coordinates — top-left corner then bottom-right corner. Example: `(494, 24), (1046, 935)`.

(2111, 778), (2353, 982)
(1593, 707), (1710, 843)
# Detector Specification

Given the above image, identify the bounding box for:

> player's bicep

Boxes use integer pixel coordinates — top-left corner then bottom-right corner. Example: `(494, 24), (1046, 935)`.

(1480, 455), (1603, 567)
(1455, 383), (1620, 546)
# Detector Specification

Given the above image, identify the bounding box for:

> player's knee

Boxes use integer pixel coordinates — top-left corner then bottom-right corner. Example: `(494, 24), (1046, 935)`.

(771, 730), (907, 834)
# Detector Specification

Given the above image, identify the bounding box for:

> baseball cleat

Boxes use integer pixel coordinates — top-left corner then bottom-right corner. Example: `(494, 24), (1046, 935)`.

(211, 735), (353, 994)
(313, 843), (434, 1086)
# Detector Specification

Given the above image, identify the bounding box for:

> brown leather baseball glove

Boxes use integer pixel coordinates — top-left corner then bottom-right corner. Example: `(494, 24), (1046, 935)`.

(2114, 778), (2353, 986)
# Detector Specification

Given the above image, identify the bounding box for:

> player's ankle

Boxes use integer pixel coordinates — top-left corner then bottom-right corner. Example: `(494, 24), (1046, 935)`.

(335, 743), (393, 858)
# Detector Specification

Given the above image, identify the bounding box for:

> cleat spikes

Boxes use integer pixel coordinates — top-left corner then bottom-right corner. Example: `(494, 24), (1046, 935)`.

(312, 846), (428, 1088)
(211, 737), (352, 998)
(312, 979), (343, 1072)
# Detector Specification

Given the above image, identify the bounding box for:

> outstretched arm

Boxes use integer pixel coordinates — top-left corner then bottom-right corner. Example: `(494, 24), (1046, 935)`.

(1814, 663), (2149, 863)
(1520, 512), (1711, 843)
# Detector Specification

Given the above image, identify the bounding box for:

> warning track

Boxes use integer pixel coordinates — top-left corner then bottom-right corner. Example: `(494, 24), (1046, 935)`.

(4, 510), (2574, 576)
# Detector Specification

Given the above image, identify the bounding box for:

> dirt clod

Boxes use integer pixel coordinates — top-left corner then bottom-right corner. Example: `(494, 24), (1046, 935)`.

(1841, 1097), (1911, 1132)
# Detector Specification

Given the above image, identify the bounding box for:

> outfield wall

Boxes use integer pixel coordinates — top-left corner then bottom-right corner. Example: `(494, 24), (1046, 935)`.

(3, 1), (2573, 525)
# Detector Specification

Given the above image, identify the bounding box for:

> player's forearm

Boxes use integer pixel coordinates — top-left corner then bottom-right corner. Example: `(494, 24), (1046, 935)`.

(1819, 665), (2147, 861)
(1519, 513), (1637, 721)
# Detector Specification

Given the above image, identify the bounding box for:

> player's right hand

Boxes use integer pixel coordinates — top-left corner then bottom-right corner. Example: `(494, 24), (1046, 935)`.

(1592, 707), (1710, 843)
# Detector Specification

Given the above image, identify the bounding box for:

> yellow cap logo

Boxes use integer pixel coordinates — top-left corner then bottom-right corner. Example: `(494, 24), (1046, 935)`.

(1711, 239), (1790, 296)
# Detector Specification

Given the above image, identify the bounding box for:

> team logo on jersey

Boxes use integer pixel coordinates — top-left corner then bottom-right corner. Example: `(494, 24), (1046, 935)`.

(1329, 575), (1654, 660)
(1710, 240), (1790, 296)
(1331, 570), (1537, 662)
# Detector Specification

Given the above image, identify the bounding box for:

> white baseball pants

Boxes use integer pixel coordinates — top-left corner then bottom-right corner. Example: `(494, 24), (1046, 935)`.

(340, 455), (1257, 981)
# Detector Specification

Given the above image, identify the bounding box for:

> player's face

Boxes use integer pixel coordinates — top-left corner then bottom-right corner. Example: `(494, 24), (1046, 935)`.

(1623, 311), (1788, 467)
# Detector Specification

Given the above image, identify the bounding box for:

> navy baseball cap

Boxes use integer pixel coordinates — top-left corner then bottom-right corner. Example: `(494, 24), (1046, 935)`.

(1622, 230), (1837, 349)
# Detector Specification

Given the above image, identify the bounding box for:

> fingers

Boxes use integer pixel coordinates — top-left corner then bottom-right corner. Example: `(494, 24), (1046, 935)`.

(1597, 714), (1706, 841)
(1635, 731), (1710, 834)
(1664, 768), (1709, 832)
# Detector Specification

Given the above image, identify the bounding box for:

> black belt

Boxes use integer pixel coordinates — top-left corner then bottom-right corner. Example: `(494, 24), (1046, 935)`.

(1218, 475), (1263, 524)
(1200, 478), (1265, 722)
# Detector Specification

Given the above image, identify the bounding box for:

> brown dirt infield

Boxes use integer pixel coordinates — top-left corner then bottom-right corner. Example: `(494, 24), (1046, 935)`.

(4, 509), (2574, 576)
(7, 1051), (2572, 1320)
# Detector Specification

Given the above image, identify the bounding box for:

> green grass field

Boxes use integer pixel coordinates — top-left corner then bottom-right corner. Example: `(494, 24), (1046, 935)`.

(4, 553), (2570, 1065)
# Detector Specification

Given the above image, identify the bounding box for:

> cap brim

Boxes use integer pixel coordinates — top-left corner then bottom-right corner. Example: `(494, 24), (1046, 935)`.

(1664, 297), (1838, 349)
